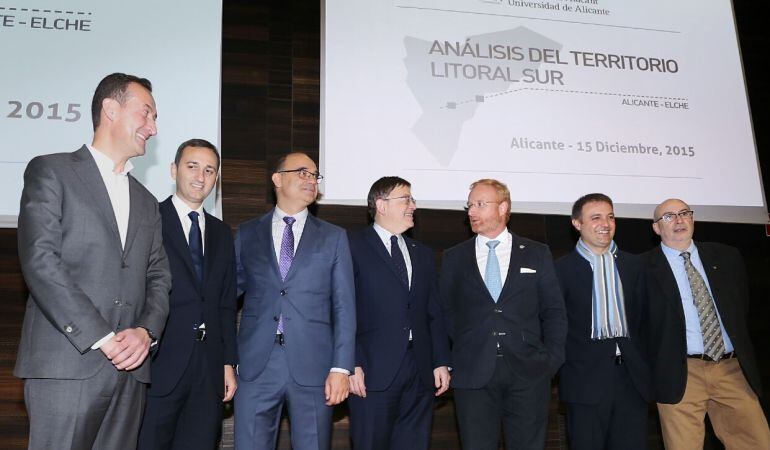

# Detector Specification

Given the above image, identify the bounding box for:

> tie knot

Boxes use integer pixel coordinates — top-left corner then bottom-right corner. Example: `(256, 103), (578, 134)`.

(390, 235), (399, 245)
(680, 251), (691, 261)
(486, 240), (500, 250)
(283, 216), (296, 226)
(188, 211), (199, 222)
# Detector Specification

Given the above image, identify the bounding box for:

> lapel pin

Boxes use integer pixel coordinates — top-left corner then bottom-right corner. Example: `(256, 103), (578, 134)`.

(712, 266), (717, 270)
(519, 244), (525, 249)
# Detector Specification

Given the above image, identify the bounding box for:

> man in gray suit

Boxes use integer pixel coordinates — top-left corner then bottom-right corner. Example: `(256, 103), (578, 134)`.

(15, 73), (171, 449)
(234, 152), (356, 449)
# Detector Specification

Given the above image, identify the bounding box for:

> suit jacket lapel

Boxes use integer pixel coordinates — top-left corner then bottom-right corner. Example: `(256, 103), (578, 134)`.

(650, 246), (686, 324)
(122, 175), (143, 257)
(462, 238), (491, 300)
(697, 243), (724, 311)
(497, 233), (521, 305)
(70, 146), (122, 253)
(202, 211), (219, 289)
(260, 210), (282, 282)
(290, 214), (320, 278)
(363, 226), (409, 292)
(161, 198), (198, 283)
(404, 236), (418, 293)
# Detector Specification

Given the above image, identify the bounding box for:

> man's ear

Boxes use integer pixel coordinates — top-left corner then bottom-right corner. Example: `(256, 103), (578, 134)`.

(375, 198), (387, 216)
(271, 172), (282, 189)
(102, 98), (118, 122)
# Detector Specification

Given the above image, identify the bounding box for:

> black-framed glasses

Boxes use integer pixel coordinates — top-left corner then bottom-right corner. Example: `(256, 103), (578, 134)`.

(382, 195), (416, 205)
(464, 200), (499, 211)
(276, 168), (324, 181)
(655, 209), (694, 223)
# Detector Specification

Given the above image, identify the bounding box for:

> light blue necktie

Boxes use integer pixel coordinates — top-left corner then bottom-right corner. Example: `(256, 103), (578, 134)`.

(485, 240), (502, 302)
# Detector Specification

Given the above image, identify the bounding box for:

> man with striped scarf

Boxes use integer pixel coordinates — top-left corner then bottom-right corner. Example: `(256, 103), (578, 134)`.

(555, 193), (651, 450)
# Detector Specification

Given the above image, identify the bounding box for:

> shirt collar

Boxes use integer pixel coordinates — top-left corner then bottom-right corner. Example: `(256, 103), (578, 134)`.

(372, 222), (401, 247)
(476, 228), (510, 250)
(661, 240), (697, 261)
(273, 205), (308, 223)
(171, 194), (204, 218)
(87, 145), (133, 176)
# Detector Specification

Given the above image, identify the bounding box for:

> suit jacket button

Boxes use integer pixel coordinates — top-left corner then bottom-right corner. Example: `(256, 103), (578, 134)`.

(114, 300), (122, 306)
(273, 316), (279, 321)
(64, 326), (73, 333)
(407, 303), (411, 309)
(280, 290), (286, 296)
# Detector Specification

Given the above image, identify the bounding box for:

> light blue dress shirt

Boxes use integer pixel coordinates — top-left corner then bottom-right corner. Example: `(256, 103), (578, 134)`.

(660, 242), (734, 355)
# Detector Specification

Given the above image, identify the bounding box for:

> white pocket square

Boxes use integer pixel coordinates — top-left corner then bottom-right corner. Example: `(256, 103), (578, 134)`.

(520, 267), (537, 274)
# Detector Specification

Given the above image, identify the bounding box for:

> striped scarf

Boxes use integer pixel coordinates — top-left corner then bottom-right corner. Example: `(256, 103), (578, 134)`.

(575, 239), (629, 340)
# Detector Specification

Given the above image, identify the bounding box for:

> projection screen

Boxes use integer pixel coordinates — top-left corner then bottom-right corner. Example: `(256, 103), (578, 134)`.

(0, 0), (222, 227)
(321, 0), (768, 223)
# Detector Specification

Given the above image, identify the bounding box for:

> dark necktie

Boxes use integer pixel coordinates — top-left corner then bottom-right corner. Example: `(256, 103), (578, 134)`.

(390, 235), (409, 288)
(277, 216), (296, 334)
(681, 251), (725, 360)
(188, 211), (203, 284)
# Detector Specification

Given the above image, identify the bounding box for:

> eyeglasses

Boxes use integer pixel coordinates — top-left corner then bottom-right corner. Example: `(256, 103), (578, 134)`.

(276, 168), (324, 181)
(464, 200), (499, 211)
(382, 195), (417, 205)
(655, 209), (694, 223)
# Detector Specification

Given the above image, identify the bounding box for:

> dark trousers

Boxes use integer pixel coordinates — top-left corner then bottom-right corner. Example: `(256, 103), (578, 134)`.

(25, 364), (145, 450)
(454, 357), (551, 450)
(565, 362), (648, 450)
(348, 348), (434, 450)
(138, 342), (222, 450)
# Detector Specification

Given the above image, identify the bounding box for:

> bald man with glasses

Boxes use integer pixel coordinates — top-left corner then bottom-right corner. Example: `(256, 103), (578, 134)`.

(643, 198), (770, 450)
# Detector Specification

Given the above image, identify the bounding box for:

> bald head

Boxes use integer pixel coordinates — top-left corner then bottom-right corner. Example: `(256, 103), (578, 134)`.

(652, 198), (695, 251)
(653, 198), (690, 221)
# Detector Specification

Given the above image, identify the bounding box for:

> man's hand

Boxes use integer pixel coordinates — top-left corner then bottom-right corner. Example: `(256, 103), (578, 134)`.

(223, 365), (238, 402)
(433, 366), (450, 396)
(100, 328), (151, 371)
(325, 372), (349, 406)
(348, 366), (367, 398)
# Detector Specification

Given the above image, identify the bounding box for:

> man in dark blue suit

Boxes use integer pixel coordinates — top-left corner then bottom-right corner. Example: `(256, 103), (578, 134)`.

(234, 152), (356, 450)
(440, 178), (566, 450)
(138, 139), (238, 449)
(554, 193), (651, 450)
(347, 176), (451, 450)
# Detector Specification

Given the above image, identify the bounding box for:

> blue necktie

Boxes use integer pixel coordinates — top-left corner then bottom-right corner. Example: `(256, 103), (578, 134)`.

(188, 211), (203, 284)
(390, 235), (409, 288)
(485, 240), (502, 302)
(277, 216), (296, 334)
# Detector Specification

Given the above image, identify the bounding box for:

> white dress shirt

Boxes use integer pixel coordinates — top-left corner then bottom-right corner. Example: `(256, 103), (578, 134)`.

(87, 145), (132, 249)
(475, 229), (512, 287)
(171, 195), (207, 331)
(271, 206), (348, 375)
(372, 223), (413, 287)
(171, 194), (206, 253)
(87, 145), (133, 350)
(271, 206), (309, 261)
